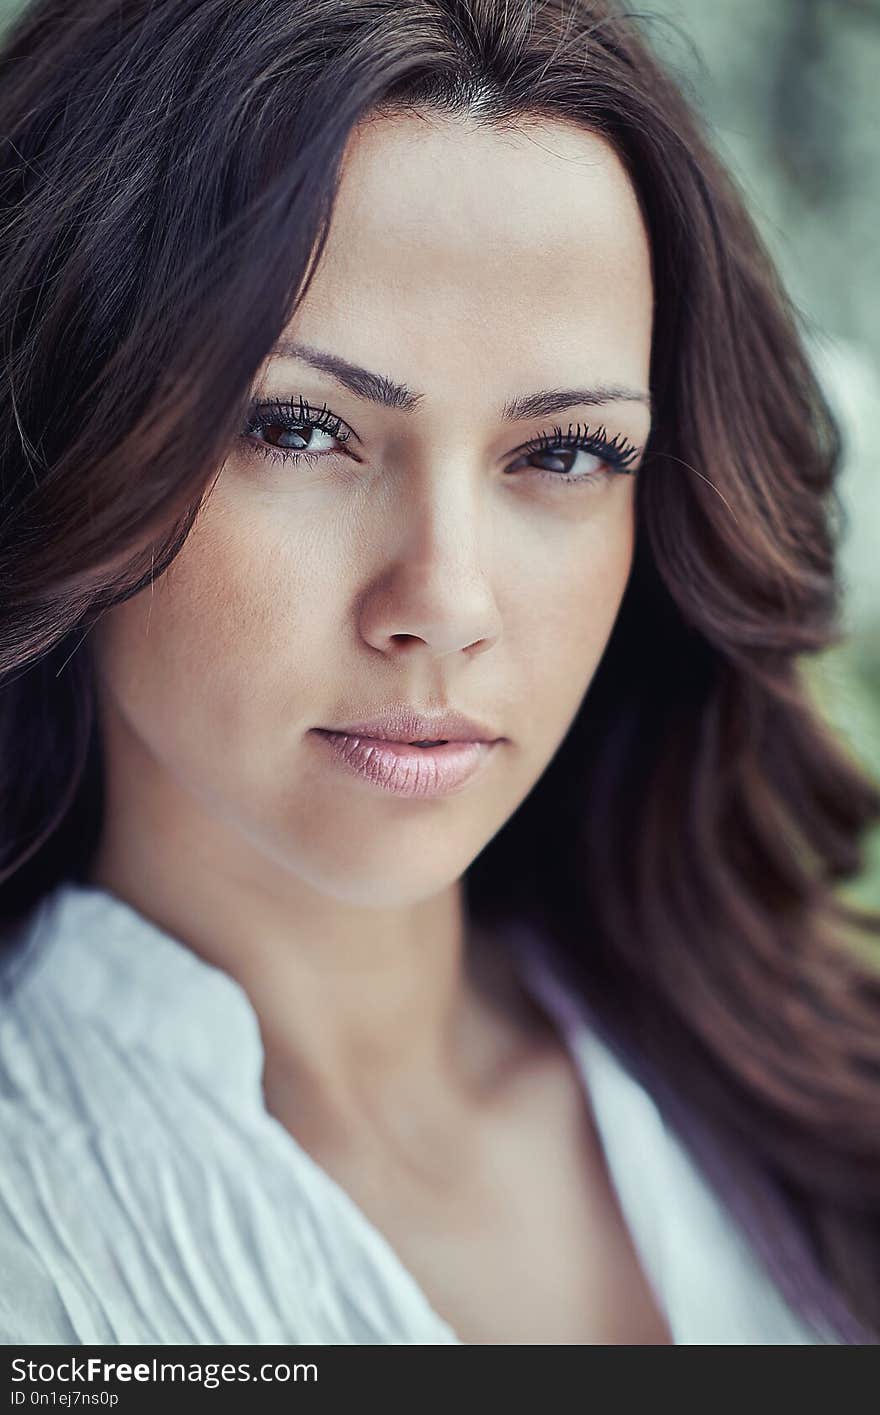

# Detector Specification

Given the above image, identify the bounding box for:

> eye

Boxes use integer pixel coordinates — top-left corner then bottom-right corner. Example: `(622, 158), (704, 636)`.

(239, 398), (643, 490)
(241, 396), (353, 467)
(507, 422), (642, 488)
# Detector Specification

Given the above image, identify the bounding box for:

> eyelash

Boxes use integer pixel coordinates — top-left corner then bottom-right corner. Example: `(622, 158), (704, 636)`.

(240, 397), (641, 488)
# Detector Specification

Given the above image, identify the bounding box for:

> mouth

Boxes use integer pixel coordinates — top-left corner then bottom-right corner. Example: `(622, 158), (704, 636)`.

(310, 729), (499, 797)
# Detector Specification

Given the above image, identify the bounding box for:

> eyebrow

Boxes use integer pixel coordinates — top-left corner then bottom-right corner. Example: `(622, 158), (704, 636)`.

(269, 339), (652, 420)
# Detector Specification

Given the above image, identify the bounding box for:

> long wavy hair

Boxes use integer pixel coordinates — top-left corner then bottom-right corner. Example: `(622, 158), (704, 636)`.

(1, 0), (878, 1343)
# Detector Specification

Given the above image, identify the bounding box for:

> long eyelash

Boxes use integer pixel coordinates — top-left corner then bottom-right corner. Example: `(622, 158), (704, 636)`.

(243, 396), (352, 447)
(521, 421), (640, 474)
(241, 401), (641, 485)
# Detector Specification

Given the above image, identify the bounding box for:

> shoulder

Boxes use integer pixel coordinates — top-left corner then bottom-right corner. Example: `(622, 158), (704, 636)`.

(0, 1224), (81, 1344)
(0, 1009), (378, 1343)
(0, 1119), (91, 1343)
(0, 1084), (345, 1342)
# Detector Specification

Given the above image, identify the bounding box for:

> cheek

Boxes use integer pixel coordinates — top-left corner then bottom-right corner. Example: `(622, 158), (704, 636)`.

(90, 507), (332, 773)
(513, 489), (635, 740)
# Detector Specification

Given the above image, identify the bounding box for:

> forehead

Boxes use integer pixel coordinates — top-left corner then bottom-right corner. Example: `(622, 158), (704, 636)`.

(284, 112), (653, 401)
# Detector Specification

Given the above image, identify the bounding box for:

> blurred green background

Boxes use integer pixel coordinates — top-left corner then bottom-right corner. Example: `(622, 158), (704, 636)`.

(1, 0), (878, 910)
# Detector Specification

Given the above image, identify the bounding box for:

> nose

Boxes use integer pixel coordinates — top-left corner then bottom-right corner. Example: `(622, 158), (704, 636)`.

(356, 467), (503, 660)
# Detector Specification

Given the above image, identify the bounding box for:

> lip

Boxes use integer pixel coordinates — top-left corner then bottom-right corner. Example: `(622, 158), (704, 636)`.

(311, 730), (499, 798)
(315, 705), (502, 745)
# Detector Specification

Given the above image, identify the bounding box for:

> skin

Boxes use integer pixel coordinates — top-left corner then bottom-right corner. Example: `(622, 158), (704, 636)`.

(86, 110), (657, 1337)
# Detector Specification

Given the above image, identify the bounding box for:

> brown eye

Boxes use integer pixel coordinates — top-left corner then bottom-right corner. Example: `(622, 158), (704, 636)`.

(258, 422), (312, 450)
(241, 396), (352, 467)
(508, 422), (642, 489)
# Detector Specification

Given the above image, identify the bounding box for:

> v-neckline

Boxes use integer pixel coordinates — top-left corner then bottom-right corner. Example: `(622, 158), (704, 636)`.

(247, 916), (635, 1345)
(34, 883), (665, 1344)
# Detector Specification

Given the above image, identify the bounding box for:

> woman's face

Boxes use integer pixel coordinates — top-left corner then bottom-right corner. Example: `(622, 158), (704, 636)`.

(90, 112), (653, 912)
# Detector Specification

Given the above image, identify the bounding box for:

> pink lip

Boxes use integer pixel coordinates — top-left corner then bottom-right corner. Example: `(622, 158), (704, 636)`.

(311, 730), (498, 798)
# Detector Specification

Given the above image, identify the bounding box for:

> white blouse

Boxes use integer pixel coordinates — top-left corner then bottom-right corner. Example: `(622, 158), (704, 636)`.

(0, 881), (833, 1344)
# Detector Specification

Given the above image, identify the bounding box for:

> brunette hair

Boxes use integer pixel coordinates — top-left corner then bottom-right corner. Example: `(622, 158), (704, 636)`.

(1, 0), (878, 1343)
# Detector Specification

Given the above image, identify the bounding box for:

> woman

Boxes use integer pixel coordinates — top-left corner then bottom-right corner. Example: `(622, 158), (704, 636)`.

(0, 0), (878, 1346)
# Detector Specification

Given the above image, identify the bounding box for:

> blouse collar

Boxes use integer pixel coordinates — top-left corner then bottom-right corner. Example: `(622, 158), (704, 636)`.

(13, 880), (269, 1111)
